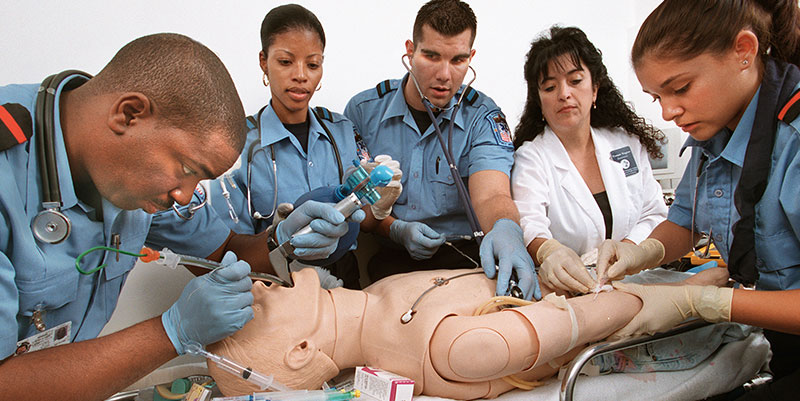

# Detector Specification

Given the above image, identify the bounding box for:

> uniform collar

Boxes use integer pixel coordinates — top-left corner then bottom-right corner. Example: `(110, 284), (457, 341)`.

(258, 102), (331, 150)
(380, 74), (467, 132)
(51, 74), (89, 211)
(542, 125), (580, 171)
(680, 86), (760, 167)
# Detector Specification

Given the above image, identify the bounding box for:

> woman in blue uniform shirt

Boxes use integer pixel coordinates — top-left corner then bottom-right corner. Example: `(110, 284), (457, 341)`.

(593, 0), (800, 397)
(210, 4), (377, 289)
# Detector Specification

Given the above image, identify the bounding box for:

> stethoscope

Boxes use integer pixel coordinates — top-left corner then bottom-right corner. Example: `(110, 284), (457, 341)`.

(171, 182), (209, 220)
(245, 106), (343, 222)
(401, 54), (482, 239)
(31, 70), (92, 244)
(401, 54), (524, 300)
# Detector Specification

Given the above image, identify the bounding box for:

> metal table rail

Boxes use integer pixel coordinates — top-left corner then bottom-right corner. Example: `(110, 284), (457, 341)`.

(559, 320), (710, 401)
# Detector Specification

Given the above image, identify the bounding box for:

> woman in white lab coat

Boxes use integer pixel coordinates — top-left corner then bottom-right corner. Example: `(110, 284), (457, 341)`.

(511, 26), (667, 294)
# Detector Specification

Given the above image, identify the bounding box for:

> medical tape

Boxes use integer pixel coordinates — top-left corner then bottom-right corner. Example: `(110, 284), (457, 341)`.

(543, 293), (579, 351)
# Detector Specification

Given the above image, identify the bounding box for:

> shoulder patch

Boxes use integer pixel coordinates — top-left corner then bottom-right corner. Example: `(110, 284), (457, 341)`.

(779, 88), (800, 123)
(375, 80), (396, 98)
(353, 127), (371, 161)
(0, 103), (33, 151)
(486, 111), (513, 149)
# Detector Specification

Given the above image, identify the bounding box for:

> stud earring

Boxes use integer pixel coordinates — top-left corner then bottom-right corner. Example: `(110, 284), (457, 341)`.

(742, 60), (749, 65)
(262, 72), (269, 87)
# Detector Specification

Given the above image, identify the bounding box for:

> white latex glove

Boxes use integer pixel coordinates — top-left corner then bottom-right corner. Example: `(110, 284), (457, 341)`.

(362, 155), (403, 220)
(609, 282), (733, 340)
(596, 238), (665, 283)
(536, 238), (596, 294)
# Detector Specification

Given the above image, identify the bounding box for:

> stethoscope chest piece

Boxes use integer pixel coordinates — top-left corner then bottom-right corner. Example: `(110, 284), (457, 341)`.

(32, 208), (71, 244)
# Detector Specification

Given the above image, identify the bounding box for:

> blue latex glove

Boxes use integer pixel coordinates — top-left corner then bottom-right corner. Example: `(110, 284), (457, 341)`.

(389, 219), (446, 260)
(276, 200), (366, 260)
(480, 219), (541, 301)
(162, 251), (254, 355)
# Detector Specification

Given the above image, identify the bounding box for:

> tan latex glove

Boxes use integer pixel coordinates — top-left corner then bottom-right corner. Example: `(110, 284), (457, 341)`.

(609, 282), (733, 340)
(362, 155), (403, 220)
(536, 238), (597, 293)
(596, 238), (665, 283)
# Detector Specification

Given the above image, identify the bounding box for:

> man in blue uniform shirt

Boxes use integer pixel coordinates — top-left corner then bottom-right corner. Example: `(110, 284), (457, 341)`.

(345, 0), (540, 300)
(0, 33), (359, 400)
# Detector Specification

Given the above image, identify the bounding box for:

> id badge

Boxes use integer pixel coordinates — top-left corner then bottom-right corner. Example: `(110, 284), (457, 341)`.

(610, 146), (639, 177)
(15, 321), (71, 356)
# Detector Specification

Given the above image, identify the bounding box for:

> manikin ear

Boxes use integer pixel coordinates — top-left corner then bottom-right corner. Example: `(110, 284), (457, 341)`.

(733, 29), (759, 69)
(285, 339), (317, 370)
(107, 93), (152, 135)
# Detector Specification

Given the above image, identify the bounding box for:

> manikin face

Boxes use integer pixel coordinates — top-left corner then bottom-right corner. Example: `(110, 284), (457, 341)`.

(635, 51), (751, 141)
(405, 24), (476, 110)
(261, 28), (324, 124)
(538, 55), (598, 137)
(92, 120), (239, 213)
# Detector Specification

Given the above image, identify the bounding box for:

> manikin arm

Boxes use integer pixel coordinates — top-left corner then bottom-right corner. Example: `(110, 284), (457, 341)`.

(429, 290), (642, 384)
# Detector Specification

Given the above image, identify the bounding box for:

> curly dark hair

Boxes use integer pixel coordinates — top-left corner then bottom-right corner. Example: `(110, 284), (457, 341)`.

(514, 26), (664, 159)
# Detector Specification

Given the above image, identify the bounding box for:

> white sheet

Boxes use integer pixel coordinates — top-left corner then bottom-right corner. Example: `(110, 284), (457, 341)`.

(415, 327), (769, 401)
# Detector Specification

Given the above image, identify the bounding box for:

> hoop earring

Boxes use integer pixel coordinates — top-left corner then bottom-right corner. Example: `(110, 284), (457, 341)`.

(262, 72), (269, 87)
(316, 83), (322, 91)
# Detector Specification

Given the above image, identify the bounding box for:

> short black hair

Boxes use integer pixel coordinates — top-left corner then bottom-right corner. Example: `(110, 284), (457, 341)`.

(87, 33), (247, 151)
(261, 4), (326, 54)
(413, 0), (477, 46)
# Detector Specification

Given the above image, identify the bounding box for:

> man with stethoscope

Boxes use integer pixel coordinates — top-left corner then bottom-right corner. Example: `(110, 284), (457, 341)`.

(345, 0), (540, 300)
(0, 34), (360, 400)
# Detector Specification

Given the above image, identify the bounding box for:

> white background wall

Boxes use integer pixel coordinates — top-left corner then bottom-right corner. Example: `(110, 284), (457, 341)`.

(1, 0), (677, 370)
(1, 0), (668, 131)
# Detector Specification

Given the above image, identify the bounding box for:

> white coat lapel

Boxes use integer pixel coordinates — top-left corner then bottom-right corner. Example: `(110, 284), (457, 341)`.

(593, 128), (632, 240)
(544, 128), (605, 237)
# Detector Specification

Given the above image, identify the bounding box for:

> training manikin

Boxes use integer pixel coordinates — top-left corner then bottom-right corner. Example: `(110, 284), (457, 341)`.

(206, 267), (654, 399)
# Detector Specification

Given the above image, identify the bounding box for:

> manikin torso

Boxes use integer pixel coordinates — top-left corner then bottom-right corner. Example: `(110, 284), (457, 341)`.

(209, 268), (636, 399)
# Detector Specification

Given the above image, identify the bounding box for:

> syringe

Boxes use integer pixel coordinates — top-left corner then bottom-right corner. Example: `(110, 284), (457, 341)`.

(139, 247), (293, 287)
(186, 342), (291, 392)
(213, 389), (360, 401)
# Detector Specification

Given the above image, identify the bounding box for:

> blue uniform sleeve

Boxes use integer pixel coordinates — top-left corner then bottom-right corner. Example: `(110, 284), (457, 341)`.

(0, 250), (18, 359)
(667, 150), (699, 231)
(466, 108), (514, 177)
(343, 97), (365, 139)
(146, 189), (232, 258)
(208, 173), (257, 235)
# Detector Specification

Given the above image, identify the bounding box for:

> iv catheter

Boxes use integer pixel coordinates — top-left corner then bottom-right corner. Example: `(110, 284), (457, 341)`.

(74, 245), (292, 287)
(186, 342), (291, 392)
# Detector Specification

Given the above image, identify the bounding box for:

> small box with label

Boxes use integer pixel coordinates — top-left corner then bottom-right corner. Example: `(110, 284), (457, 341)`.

(354, 366), (414, 401)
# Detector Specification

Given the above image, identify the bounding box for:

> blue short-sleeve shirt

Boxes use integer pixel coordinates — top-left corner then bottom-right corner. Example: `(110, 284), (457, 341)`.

(344, 76), (514, 236)
(668, 84), (800, 290)
(208, 104), (359, 234)
(0, 77), (228, 359)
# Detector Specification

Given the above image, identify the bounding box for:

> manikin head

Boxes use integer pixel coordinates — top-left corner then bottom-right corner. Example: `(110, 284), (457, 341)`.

(403, 0), (477, 110)
(208, 269), (338, 394)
